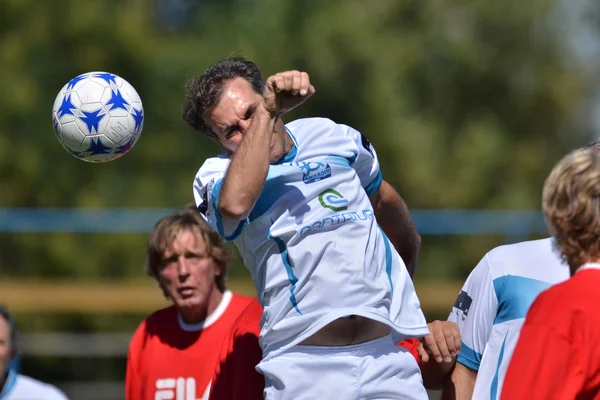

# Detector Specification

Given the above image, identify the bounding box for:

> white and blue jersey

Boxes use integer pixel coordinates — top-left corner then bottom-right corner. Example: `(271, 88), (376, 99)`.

(448, 238), (569, 400)
(0, 370), (68, 400)
(194, 117), (428, 360)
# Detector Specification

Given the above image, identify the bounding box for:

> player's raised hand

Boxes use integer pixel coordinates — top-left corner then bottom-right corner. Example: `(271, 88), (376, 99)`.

(418, 320), (461, 364)
(262, 71), (315, 117)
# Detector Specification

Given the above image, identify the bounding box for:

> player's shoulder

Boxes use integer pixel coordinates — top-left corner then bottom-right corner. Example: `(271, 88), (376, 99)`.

(556, 269), (600, 304)
(524, 276), (586, 329)
(286, 117), (356, 139)
(14, 374), (68, 400)
(488, 237), (554, 256)
(232, 298), (263, 334)
(135, 305), (178, 336)
(526, 269), (600, 322)
(195, 154), (230, 181)
(485, 238), (567, 280)
(228, 293), (254, 313)
(286, 117), (338, 131)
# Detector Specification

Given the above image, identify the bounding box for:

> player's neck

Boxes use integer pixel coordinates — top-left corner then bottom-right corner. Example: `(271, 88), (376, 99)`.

(179, 288), (224, 325)
(283, 128), (294, 154)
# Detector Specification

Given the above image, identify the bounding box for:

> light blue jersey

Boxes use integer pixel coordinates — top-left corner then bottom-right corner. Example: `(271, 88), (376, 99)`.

(448, 238), (570, 400)
(194, 117), (428, 360)
(0, 371), (68, 400)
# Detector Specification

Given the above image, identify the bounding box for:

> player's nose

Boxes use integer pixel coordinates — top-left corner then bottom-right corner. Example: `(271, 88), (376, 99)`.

(176, 259), (190, 279)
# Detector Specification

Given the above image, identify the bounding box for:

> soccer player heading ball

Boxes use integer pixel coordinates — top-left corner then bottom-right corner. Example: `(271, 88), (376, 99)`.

(183, 57), (430, 399)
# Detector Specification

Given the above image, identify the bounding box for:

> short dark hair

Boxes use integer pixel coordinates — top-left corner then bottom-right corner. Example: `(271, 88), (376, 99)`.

(182, 56), (265, 139)
(0, 305), (17, 350)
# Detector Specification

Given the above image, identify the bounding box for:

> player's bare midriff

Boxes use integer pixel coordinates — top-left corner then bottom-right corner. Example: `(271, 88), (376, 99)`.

(299, 315), (391, 346)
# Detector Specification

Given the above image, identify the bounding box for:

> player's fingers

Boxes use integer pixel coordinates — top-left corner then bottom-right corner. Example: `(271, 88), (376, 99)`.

(266, 75), (281, 94)
(290, 71), (301, 95)
(444, 328), (458, 356)
(452, 325), (462, 356)
(417, 343), (429, 363)
(283, 72), (294, 92)
(299, 72), (310, 96)
(423, 333), (443, 363)
(271, 73), (286, 93)
(434, 329), (452, 363)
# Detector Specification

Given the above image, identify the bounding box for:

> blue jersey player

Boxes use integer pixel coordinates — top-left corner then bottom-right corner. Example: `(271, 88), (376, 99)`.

(183, 57), (429, 399)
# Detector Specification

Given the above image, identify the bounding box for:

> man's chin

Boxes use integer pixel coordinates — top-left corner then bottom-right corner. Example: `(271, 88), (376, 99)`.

(176, 298), (203, 311)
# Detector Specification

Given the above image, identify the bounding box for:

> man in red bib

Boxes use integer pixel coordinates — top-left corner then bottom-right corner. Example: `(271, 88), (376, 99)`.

(126, 206), (252, 400)
(502, 144), (600, 400)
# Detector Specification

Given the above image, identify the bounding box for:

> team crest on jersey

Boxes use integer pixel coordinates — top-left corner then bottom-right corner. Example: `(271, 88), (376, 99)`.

(318, 189), (348, 212)
(296, 162), (331, 184)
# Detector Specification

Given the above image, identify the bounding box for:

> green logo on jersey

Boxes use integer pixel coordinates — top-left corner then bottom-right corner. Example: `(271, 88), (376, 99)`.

(318, 189), (349, 212)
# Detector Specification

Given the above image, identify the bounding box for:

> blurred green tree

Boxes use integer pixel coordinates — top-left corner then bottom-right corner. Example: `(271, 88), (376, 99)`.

(0, 0), (597, 281)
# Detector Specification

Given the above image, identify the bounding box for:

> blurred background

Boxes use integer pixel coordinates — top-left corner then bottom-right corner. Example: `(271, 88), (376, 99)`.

(1, 0), (600, 398)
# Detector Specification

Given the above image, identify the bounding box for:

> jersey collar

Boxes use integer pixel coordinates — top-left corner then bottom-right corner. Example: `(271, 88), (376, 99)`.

(0, 369), (17, 400)
(575, 262), (600, 274)
(273, 127), (297, 165)
(177, 290), (232, 332)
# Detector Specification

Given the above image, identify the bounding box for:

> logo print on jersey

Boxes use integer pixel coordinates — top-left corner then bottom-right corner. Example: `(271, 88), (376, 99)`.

(155, 377), (209, 400)
(453, 290), (473, 317)
(318, 189), (349, 212)
(296, 162), (331, 184)
(360, 133), (374, 157)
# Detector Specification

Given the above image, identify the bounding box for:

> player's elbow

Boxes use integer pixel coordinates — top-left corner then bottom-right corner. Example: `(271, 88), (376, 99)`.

(217, 196), (251, 221)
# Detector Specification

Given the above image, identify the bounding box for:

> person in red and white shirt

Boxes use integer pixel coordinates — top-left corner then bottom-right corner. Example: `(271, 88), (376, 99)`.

(126, 206), (252, 400)
(209, 298), (460, 400)
(502, 144), (600, 400)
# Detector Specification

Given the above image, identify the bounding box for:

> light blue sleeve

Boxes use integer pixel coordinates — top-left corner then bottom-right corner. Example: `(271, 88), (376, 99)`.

(193, 158), (246, 241)
(448, 254), (498, 371)
(338, 124), (382, 196)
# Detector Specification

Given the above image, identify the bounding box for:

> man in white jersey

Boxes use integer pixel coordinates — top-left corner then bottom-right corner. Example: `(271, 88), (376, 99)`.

(183, 57), (429, 399)
(443, 238), (570, 400)
(0, 305), (69, 400)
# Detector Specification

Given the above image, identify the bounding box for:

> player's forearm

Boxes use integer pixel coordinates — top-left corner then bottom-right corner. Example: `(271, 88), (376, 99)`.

(420, 358), (456, 390)
(373, 181), (420, 277)
(441, 363), (476, 400)
(218, 107), (276, 220)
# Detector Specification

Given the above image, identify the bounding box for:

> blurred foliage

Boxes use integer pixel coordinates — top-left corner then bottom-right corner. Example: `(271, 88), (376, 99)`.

(1, 0), (599, 394)
(0, 0), (598, 283)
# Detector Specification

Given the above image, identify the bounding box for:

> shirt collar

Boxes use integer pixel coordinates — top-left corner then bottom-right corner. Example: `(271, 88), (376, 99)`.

(0, 369), (18, 399)
(177, 290), (232, 332)
(575, 262), (600, 274)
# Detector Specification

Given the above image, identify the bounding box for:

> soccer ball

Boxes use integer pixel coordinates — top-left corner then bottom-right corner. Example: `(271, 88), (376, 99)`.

(52, 71), (144, 163)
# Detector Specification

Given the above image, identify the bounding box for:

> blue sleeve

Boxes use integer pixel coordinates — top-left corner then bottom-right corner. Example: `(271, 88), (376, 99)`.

(447, 254), (498, 371)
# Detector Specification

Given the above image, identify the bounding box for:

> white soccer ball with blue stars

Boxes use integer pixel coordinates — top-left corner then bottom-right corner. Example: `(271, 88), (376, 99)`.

(52, 71), (144, 162)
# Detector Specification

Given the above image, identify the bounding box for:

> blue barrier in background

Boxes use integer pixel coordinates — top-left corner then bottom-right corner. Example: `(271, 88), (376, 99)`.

(0, 208), (550, 236)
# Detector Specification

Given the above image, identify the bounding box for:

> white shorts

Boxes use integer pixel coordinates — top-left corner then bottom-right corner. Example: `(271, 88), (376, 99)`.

(256, 335), (428, 400)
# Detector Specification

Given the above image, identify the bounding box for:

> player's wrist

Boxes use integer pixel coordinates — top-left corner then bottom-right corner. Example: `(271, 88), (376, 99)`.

(258, 101), (281, 120)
